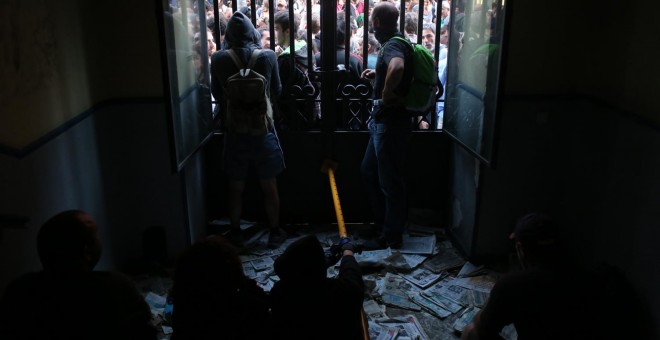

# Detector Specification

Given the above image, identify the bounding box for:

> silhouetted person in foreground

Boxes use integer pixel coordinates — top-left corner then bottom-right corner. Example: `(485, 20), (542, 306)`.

(171, 236), (270, 340)
(0, 210), (155, 340)
(460, 212), (638, 340)
(270, 235), (364, 340)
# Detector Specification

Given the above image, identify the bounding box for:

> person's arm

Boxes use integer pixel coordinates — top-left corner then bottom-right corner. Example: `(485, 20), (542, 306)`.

(277, 57), (289, 99)
(211, 51), (224, 102)
(336, 241), (363, 292)
(382, 56), (404, 106)
(361, 68), (375, 80)
(269, 51), (282, 99)
(417, 116), (430, 129)
(108, 272), (158, 339)
(461, 310), (507, 340)
(337, 254), (364, 300)
(461, 311), (485, 340)
(461, 276), (515, 340)
(354, 55), (364, 82)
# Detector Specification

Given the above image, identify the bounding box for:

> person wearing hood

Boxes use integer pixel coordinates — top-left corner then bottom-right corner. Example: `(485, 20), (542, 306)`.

(171, 236), (270, 340)
(211, 12), (288, 249)
(359, 1), (414, 250)
(270, 235), (364, 339)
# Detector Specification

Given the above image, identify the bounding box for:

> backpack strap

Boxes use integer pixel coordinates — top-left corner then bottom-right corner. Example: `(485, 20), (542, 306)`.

(228, 49), (262, 73)
(379, 36), (412, 60)
(226, 49), (245, 69)
(390, 36), (413, 52)
(246, 49), (262, 70)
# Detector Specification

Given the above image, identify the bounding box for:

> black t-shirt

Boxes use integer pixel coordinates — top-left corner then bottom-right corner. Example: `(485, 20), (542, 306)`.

(373, 33), (413, 124)
(373, 33), (408, 101)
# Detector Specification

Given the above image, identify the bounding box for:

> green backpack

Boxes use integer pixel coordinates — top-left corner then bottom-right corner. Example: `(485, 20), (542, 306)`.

(388, 36), (442, 115)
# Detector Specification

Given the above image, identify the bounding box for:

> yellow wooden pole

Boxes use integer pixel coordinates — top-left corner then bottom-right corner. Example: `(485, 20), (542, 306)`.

(327, 167), (347, 238)
(325, 162), (369, 340)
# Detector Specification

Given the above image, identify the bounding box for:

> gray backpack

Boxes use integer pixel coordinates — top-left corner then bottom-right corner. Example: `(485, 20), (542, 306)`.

(225, 49), (273, 135)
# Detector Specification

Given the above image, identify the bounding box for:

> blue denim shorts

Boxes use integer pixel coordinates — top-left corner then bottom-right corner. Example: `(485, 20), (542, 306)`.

(223, 131), (284, 180)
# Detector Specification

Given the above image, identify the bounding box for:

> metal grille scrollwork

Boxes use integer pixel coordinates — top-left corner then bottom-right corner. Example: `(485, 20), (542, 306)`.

(338, 80), (372, 131)
(281, 69), (375, 131)
(277, 71), (322, 131)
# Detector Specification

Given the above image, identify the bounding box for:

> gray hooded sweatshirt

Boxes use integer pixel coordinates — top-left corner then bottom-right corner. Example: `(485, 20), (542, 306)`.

(211, 12), (281, 118)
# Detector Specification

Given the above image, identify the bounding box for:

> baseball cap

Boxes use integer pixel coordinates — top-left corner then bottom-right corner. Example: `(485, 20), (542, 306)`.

(509, 212), (558, 245)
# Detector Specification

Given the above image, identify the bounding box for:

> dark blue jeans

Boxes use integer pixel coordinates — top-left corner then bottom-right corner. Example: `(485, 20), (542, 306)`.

(360, 120), (410, 243)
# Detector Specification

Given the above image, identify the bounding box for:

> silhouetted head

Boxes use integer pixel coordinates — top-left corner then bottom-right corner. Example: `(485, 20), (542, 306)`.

(510, 212), (559, 269)
(371, 1), (399, 43)
(216, 14), (228, 38)
(238, 6), (252, 19)
(257, 26), (271, 49)
(274, 235), (326, 283)
(37, 210), (102, 272)
(173, 236), (245, 300)
(225, 11), (259, 50)
(371, 2), (398, 29)
(274, 10), (300, 47)
(367, 33), (380, 53)
(404, 12), (418, 36)
(172, 236), (256, 338)
(337, 19), (349, 45)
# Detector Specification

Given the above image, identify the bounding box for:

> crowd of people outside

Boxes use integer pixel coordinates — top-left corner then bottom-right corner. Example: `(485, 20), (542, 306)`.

(170, 0), (499, 131)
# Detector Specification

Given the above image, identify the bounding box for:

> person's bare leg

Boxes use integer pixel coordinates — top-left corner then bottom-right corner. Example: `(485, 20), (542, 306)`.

(259, 178), (279, 229)
(261, 178), (286, 247)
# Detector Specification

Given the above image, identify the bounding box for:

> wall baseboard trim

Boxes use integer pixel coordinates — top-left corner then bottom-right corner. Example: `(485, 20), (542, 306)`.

(0, 97), (164, 159)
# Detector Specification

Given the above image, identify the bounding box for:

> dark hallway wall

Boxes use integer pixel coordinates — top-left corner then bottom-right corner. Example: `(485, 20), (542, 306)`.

(477, 99), (660, 333)
(467, 0), (660, 335)
(0, 101), (188, 292)
(0, 0), (191, 292)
